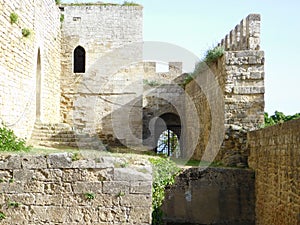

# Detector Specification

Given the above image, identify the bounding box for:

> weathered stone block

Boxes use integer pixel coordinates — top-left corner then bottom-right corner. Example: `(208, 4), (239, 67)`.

(71, 159), (96, 168)
(44, 182), (72, 194)
(72, 181), (102, 194)
(23, 181), (44, 193)
(47, 153), (72, 168)
(128, 206), (152, 224)
(233, 86), (265, 94)
(13, 169), (34, 182)
(0, 155), (21, 169)
(36, 194), (62, 206)
(114, 167), (152, 181)
(130, 181), (152, 194)
(120, 194), (152, 207)
(102, 181), (130, 194)
(98, 206), (128, 223)
(22, 155), (47, 169)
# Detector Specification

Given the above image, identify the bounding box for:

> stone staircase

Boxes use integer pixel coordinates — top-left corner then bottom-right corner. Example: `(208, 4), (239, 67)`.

(29, 122), (104, 150)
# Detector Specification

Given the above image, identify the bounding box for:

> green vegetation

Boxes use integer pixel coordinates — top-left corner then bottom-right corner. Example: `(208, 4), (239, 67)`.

(29, 147), (79, 155)
(60, 14), (64, 23)
(10, 12), (18, 24)
(84, 192), (95, 200)
(181, 61), (206, 87)
(264, 111), (300, 127)
(21, 28), (31, 38)
(71, 152), (83, 161)
(204, 46), (225, 63)
(0, 124), (31, 152)
(113, 161), (129, 168)
(116, 191), (125, 197)
(149, 157), (181, 225)
(181, 46), (224, 87)
(55, 0), (61, 4)
(122, 1), (140, 6)
(0, 212), (5, 220)
(143, 79), (161, 87)
(8, 201), (21, 208)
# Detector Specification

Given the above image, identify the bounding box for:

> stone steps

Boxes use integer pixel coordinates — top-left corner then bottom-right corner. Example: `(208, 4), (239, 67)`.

(29, 122), (103, 150)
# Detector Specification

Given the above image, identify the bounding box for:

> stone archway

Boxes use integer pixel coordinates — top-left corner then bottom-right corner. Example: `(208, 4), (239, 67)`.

(155, 113), (181, 157)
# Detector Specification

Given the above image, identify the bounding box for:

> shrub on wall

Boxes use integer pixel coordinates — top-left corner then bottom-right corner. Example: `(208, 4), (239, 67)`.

(181, 46), (225, 87)
(60, 14), (64, 23)
(10, 12), (18, 24)
(204, 46), (224, 63)
(122, 1), (140, 6)
(0, 124), (31, 152)
(21, 28), (31, 38)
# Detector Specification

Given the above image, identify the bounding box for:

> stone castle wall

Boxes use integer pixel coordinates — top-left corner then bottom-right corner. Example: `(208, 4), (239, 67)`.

(0, 0), (61, 139)
(248, 119), (300, 225)
(0, 153), (152, 224)
(184, 14), (265, 163)
(60, 5), (143, 129)
(99, 61), (183, 147)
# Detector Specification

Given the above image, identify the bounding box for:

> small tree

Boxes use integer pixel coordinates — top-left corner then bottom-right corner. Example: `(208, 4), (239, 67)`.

(0, 124), (31, 152)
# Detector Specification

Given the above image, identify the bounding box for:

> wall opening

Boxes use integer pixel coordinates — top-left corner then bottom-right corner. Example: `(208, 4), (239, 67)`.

(36, 48), (41, 121)
(155, 113), (181, 157)
(73, 46), (86, 73)
(157, 129), (180, 157)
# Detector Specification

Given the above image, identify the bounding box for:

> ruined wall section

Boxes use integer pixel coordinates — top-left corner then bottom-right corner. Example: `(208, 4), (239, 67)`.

(248, 119), (300, 225)
(184, 14), (264, 163)
(0, 0), (61, 139)
(0, 153), (152, 224)
(60, 5), (143, 128)
(163, 168), (255, 225)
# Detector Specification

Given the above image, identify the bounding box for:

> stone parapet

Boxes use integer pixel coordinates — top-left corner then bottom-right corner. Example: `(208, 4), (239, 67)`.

(218, 14), (261, 51)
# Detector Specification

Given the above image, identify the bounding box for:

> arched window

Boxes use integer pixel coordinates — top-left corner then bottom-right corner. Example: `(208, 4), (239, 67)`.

(36, 48), (41, 121)
(73, 46), (85, 73)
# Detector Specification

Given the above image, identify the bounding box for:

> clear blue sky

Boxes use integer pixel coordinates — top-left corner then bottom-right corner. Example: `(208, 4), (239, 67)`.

(63, 0), (300, 115)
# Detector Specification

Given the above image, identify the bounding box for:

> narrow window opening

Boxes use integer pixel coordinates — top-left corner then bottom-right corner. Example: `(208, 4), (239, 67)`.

(36, 48), (41, 121)
(74, 46), (85, 73)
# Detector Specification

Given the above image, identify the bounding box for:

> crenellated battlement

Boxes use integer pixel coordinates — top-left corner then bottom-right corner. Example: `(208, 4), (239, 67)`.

(218, 14), (261, 51)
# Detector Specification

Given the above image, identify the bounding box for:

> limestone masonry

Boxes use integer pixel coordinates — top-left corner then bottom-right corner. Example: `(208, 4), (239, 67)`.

(249, 119), (300, 225)
(0, 1), (264, 162)
(0, 1), (299, 224)
(0, 153), (152, 224)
